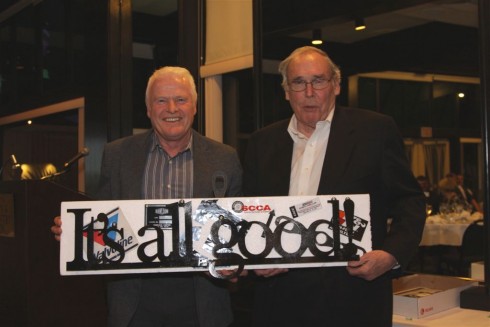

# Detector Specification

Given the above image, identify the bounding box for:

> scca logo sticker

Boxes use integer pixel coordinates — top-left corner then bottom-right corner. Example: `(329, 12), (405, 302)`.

(232, 201), (272, 213)
(232, 201), (244, 213)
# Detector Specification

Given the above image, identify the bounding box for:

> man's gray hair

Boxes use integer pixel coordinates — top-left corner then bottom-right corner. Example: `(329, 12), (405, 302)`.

(145, 66), (198, 106)
(278, 46), (341, 89)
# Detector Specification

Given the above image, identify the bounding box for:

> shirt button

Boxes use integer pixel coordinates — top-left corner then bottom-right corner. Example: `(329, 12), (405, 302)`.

(167, 184), (171, 188)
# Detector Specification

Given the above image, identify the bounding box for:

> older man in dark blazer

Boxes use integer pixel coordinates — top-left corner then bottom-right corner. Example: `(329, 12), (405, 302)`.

(100, 130), (241, 327)
(243, 46), (425, 327)
(53, 66), (242, 327)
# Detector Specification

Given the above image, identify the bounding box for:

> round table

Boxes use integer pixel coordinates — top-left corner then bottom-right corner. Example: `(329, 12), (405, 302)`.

(419, 212), (483, 246)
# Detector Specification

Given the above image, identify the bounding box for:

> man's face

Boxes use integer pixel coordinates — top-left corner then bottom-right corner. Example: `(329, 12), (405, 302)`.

(146, 75), (197, 144)
(418, 180), (429, 191)
(285, 52), (340, 134)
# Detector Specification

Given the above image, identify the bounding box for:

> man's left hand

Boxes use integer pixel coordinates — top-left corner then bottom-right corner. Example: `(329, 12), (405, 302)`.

(346, 250), (397, 281)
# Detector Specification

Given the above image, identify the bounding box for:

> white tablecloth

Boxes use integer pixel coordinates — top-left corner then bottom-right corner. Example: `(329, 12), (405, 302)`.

(419, 212), (483, 247)
(393, 307), (490, 326)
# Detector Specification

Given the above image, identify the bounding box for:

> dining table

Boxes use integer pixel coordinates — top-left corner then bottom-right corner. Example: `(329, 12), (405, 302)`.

(414, 211), (483, 274)
(420, 211), (483, 247)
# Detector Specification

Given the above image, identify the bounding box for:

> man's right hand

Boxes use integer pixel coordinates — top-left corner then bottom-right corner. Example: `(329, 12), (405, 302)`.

(254, 268), (288, 278)
(51, 216), (62, 241)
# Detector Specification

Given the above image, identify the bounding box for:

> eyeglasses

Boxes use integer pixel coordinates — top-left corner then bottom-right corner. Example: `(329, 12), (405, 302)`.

(287, 77), (334, 92)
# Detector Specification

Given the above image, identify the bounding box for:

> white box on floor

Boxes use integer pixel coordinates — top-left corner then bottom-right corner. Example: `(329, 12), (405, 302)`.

(470, 261), (484, 282)
(393, 274), (478, 319)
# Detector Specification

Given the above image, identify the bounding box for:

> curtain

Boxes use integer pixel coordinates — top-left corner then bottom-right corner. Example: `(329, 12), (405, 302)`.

(200, 0), (253, 141)
(405, 139), (449, 187)
(423, 141), (449, 186)
(201, 0), (253, 77)
(204, 76), (223, 142)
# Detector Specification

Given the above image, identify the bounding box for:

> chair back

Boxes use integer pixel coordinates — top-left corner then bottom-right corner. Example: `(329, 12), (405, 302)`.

(461, 219), (485, 261)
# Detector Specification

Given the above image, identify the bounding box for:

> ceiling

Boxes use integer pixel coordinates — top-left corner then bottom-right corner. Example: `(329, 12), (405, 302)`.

(1, 0), (478, 43)
(129, 0), (480, 78)
(132, 0), (177, 17)
(131, 0), (478, 44)
(292, 0), (478, 44)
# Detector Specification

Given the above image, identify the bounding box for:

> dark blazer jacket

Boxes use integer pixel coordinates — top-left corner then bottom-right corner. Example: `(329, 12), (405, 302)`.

(243, 106), (425, 327)
(96, 129), (242, 327)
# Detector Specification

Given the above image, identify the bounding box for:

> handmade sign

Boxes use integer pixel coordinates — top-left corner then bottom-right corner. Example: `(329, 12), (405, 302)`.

(60, 194), (371, 278)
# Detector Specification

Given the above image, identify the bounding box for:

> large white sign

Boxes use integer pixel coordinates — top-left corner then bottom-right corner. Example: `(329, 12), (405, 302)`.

(60, 194), (372, 278)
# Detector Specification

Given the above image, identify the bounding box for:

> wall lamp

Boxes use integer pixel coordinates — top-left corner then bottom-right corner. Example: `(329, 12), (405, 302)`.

(311, 29), (323, 45)
(355, 17), (366, 31)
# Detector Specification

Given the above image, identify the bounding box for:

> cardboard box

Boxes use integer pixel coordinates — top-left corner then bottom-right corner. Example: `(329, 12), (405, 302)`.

(393, 274), (478, 319)
(470, 261), (484, 282)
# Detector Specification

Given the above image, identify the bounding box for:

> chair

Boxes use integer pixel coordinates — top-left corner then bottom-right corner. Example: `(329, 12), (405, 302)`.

(439, 219), (485, 276)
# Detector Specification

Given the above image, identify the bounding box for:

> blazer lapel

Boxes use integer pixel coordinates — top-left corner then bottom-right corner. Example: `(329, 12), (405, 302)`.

(256, 119), (293, 196)
(319, 107), (356, 193)
(191, 130), (211, 198)
(274, 127), (294, 195)
(122, 131), (152, 199)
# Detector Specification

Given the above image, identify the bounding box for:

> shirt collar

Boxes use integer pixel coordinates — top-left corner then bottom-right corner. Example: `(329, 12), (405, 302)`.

(149, 130), (193, 155)
(288, 107), (335, 140)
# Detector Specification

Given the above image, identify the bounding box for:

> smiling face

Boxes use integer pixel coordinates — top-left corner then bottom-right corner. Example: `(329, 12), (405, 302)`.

(146, 73), (197, 150)
(284, 51), (340, 137)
